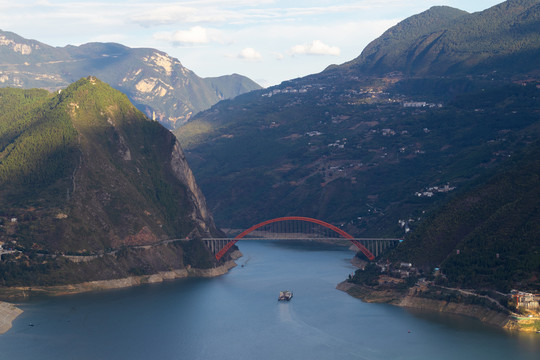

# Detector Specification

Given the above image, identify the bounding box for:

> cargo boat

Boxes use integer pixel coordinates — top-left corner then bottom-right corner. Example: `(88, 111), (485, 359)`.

(278, 290), (293, 301)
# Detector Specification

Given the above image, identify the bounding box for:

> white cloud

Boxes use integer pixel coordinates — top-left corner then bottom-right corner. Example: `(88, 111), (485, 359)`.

(130, 4), (248, 27)
(128, 2), (404, 28)
(131, 5), (197, 26)
(272, 52), (285, 60)
(290, 40), (340, 56)
(238, 48), (262, 61)
(153, 26), (223, 46)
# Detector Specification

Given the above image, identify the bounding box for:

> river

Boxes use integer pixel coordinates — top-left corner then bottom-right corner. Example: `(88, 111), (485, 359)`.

(0, 241), (538, 359)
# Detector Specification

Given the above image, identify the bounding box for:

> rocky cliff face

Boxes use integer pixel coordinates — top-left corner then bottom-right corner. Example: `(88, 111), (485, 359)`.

(170, 141), (215, 237)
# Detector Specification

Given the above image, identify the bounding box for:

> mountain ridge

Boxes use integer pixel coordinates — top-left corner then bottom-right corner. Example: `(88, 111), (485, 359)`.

(340, 0), (540, 77)
(0, 30), (262, 129)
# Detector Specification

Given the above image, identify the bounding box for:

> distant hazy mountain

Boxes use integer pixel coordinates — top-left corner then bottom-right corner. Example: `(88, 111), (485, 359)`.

(0, 30), (261, 129)
(0, 77), (222, 286)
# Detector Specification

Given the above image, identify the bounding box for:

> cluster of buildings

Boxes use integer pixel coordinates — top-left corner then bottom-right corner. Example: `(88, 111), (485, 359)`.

(402, 101), (443, 108)
(398, 219), (413, 233)
(381, 128), (396, 136)
(261, 86), (310, 97)
(0, 243), (17, 259)
(510, 290), (540, 312)
(396, 262), (419, 278)
(327, 138), (347, 149)
(415, 184), (456, 198)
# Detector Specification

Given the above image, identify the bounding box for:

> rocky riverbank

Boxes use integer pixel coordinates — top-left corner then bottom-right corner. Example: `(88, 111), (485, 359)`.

(0, 250), (241, 334)
(336, 281), (537, 333)
(0, 302), (23, 335)
(0, 258), (238, 299)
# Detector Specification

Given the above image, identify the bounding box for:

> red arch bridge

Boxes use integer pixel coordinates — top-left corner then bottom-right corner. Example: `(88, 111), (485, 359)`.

(203, 217), (403, 261)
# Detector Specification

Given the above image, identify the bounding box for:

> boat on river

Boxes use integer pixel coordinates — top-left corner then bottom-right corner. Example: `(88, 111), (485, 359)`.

(278, 290), (293, 301)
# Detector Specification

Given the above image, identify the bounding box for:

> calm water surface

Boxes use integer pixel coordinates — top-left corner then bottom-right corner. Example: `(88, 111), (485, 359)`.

(0, 241), (538, 360)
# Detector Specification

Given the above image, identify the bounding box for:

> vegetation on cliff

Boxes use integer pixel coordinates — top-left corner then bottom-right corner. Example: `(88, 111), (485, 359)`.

(388, 141), (540, 292)
(345, 0), (540, 76)
(0, 87), (77, 188)
(0, 77), (221, 286)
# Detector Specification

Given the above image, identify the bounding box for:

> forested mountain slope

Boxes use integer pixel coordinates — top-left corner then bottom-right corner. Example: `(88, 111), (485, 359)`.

(342, 0), (540, 77)
(176, 0), (540, 237)
(0, 77), (222, 286)
(387, 141), (540, 291)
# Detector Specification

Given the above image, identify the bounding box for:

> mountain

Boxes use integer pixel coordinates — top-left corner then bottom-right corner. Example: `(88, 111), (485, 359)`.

(0, 77), (223, 286)
(387, 142), (540, 292)
(341, 0), (540, 77)
(176, 81), (540, 232)
(174, 0), (540, 292)
(0, 30), (262, 129)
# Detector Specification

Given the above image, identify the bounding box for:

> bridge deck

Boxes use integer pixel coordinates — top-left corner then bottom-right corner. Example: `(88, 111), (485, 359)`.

(202, 237), (402, 241)
(203, 237), (403, 260)
(205, 217), (403, 261)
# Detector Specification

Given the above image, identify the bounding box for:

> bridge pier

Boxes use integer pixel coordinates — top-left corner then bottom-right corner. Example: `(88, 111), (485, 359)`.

(354, 239), (399, 258)
(204, 239), (229, 256)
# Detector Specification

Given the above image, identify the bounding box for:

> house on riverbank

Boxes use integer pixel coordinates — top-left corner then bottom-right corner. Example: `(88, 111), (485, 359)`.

(511, 290), (539, 311)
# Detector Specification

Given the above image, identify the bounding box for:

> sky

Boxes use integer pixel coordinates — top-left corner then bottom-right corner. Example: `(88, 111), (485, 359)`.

(0, 0), (504, 87)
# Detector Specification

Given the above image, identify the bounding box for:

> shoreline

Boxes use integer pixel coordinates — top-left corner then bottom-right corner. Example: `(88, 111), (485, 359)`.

(336, 281), (538, 333)
(0, 302), (23, 335)
(0, 251), (241, 335)
(5, 259), (238, 298)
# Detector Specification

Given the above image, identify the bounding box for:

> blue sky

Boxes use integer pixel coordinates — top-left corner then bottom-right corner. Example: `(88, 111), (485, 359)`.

(0, 0), (504, 87)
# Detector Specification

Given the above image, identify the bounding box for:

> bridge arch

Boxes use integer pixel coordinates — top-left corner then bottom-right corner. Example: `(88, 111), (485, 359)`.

(214, 216), (375, 261)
